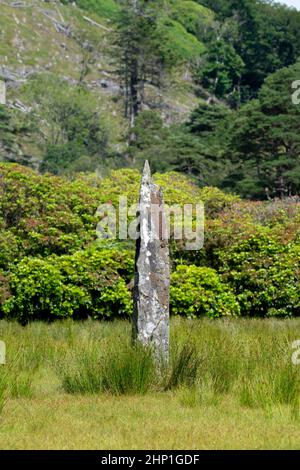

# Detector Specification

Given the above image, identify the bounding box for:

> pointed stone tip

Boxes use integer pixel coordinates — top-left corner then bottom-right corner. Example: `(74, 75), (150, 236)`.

(143, 160), (151, 176)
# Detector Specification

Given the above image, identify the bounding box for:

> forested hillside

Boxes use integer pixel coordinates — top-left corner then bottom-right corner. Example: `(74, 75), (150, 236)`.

(1, 0), (300, 198)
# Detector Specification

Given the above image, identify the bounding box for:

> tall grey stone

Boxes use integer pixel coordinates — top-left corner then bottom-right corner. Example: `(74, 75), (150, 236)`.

(0, 80), (6, 105)
(133, 161), (170, 362)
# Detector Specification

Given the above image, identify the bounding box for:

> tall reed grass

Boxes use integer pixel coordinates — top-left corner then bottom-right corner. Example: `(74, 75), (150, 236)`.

(0, 369), (7, 414)
(0, 318), (299, 418)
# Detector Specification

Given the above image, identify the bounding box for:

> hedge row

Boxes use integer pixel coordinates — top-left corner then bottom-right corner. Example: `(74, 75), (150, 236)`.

(1, 164), (300, 321)
(1, 236), (299, 322)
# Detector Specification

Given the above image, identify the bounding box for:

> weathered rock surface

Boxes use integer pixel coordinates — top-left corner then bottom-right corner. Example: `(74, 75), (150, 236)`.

(133, 161), (170, 362)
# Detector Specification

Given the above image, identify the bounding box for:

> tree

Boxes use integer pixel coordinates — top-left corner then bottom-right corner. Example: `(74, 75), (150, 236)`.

(114, 0), (165, 131)
(199, 0), (300, 101)
(0, 105), (31, 165)
(0, 105), (13, 156)
(24, 74), (108, 175)
(129, 107), (230, 187)
(227, 61), (300, 198)
(188, 101), (230, 137)
(196, 40), (244, 104)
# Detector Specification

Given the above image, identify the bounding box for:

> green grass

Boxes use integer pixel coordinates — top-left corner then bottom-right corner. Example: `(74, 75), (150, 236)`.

(159, 18), (206, 63)
(170, 0), (215, 35)
(71, 0), (121, 19)
(0, 318), (300, 449)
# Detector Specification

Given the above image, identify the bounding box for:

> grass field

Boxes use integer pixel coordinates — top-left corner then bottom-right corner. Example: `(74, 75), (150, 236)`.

(0, 318), (300, 450)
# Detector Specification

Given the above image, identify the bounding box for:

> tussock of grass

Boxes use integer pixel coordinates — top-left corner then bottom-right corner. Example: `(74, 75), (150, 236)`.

(101, 343), (156, 396)
(166, 342), (201, 390)
(59, 340), (156, 396)
(59, 344), (103, 395)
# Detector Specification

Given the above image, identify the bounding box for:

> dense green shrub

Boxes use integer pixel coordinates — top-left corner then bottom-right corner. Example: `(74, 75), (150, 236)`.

(0, 272), (10, 308)
(99, 168), (205, 207)
(0, 163), (100, 259)
(99, 170), (238, 257)
(202, 198), (300, 269)
(197, 187), (240, 218)
(170, 265), (240, 318)
(0, 164), (222, 265)
(1, 163), (300, 320)
(3, 247), (134, 323)
(219, 236), (300, 317)
(0, 229), (20, 270)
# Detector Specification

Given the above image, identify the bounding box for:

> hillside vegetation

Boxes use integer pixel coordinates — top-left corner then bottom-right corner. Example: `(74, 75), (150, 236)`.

(1, 0), (300, 198)
(0, 0), (208, 166)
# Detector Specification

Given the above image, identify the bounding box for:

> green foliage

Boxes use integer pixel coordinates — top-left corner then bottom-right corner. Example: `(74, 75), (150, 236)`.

(227, 61), (300, 198)
(202, 197), (300, 284)
(200, 0), (300, 100)
(113, 1), (167, 125)
(166, 342), (200, 390)
(61, 0), (121, 19)
(188, 102), (230, 137)
(219, 236), (300, 318)
(0, 272), (10, 308)
(170, 265), (240, 318)
(198, 186), (240, 218)
(98, 160), (240, 219)
(3, 247), (134, 323)
(197, 40), (244, 102)
(98, 168), (140, 207)
(98, 166), (204, 207)
(169, 0), (214, 36)
(0, 163), (100, 259)
(157, 17), (206, 64)
(130, 111), (224, 184)
(155, 172), (203, 206)
(101, 343), (155, 395)
(0, 230), (20, 270)
(23, 74), (108, 175)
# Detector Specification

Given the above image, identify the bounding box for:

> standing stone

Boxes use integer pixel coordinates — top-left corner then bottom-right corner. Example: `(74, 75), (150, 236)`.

(0, 80), (6, 105)
(0, 340), (6, 365)
(133, 161), (170, 362)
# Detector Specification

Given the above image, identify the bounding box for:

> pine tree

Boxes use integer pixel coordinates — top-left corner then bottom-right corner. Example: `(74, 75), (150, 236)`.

(227, 61), (300, 198)
(114, 0), (165, 131)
